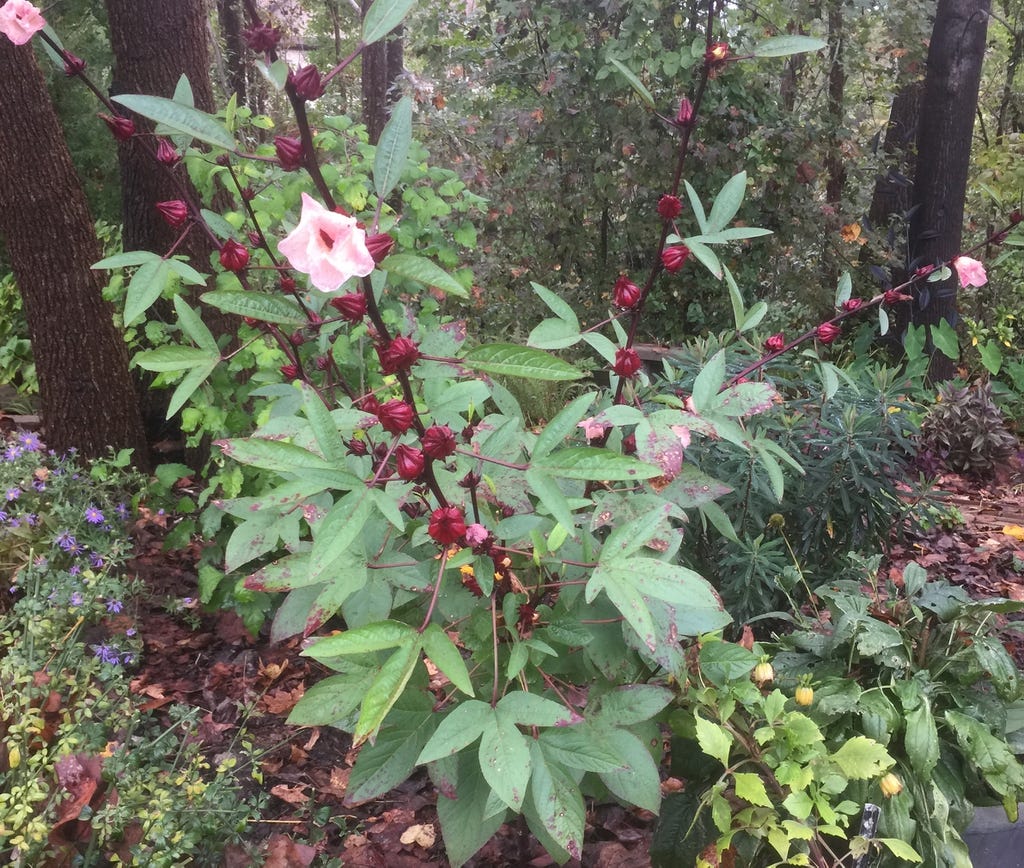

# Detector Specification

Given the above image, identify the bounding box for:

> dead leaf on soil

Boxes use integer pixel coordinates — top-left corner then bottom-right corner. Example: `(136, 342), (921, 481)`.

(263, 832), (317, 868)
(271, 783), (311, 806)
(399, 823), (436, 848)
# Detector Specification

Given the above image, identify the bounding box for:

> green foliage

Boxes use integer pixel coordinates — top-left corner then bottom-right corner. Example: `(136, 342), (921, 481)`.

(0, 436), (258, 865)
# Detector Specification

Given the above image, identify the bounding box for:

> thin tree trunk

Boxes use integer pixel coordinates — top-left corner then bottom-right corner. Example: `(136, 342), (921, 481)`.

(824, 0), (847, 207)
(361, 0), (404, 144)
(0, 40), (150, 466)
(910, 0), (991, 382)
(217, 0), (248, 105)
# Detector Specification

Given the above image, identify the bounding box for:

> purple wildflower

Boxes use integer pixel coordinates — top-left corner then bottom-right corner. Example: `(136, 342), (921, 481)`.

(5, 487), (20, 502)
(93, 644), (121, 665)
(84, 505), (104, 525)
(70, 592), (83, 607)
(68, 565), (81, 575)
(0, 510), (8, 523)
(114, 503), (129, 520)
(4, 445), (22, 461)
(105, 599), (123, 613)
(23, 513), (37, 526)
(89, 552), (104, 569)
(32, 479), (45, 492)
(56, 531), (76, 551)
(8, 519), (19, 529)
(17, 432), (41, 452)
(125, 628), (137, 637)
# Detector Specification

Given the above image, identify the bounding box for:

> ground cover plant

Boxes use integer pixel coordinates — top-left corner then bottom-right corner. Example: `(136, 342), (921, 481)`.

(0, 433), (258, 865)
(3, 0), (1024, 865)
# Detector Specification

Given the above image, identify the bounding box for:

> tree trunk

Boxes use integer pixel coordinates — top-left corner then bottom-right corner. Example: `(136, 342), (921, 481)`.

(909, 0), (991, 382)
(361, 0), (404, 144)
(217, 0), (248, 106)
(868, 81), (923, 228)
(0, 40), (150, 467)
(823, 0), (847, 208)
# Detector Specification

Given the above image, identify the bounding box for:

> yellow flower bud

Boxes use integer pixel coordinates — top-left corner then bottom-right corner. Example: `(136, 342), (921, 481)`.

(752, 660), (774, 687)
(795, 685), (814, 706)
(7, 746), (20, 769)
(879, 772), (903, 798)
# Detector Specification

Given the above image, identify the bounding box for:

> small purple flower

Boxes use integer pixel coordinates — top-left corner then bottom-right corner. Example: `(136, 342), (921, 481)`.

(68, 565), (81, 576)
(8, 518), (19, 529)
(66, 542), (83, 556)
(122, 654), (135, 665)
(70, 592), (83, 607)
(182, 597), (195, 605)
(5, 487), (20, 502)
(93, 644), (121, 665)
(32, 479), (45, 492)
(0, 510), (8, 523)
(84, 505), (105, 525)
(4, 445), (22, 461)
(56, 530), (76, 551)
(34, 556), (48, 568)
(23, 513), (37, 526)
(114, 503), (129, 520)
(105, 599), (123, 613)
(89, 552), (104, 568)
(17, 432), (41, 452)
(125, 627), (137, 637)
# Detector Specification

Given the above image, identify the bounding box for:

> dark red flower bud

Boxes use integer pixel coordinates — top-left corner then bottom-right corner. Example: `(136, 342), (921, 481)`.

(657, 195), (683, 220)
(661, 244), (691, 274)
(1011, 209), (1023, 225)
(883, 289), (910, 306)
(240, 186), (257, 202)
(315, 355), (329, 371)
(290, 64), (325, 102)
(280, 363), (299, 379)
(243, 316), (259, 327)
(421, 424), (457, 460)
(675, 97), (695, 127)
(377, 336), (420, 374)
(402, 501), (427, 519)
(816, 322), (841, 344)
(100, 114), (135, 142)
(461, 570), (484, 597)
(765, 332), (785, 352)
(365, 233), (395, 264)
(612, 347), (642, 378)
(247, 231), (262, 246)
(459, 471), (481, 489)
(373, 442), (389, 460)
(242, 21), (281, 53)
(913, 264), (935, 278)
(330, 292), (367, 322)
(359, 394), (380, 415)
(280, 276), (297, 293)
(377, 399), (415, 435)
(394, 445), (425, 481)
(461, 424), (476, 443)
(840, 298), (863, 312)
(346, 438), (368, 456)
(155, 200), (188, 229)
(622, 433), (636, 455)
(216, 154), (231, 167)
(428, 506), (467, 545)
(62, 52), (86, 77)
(289, 330), (304, 346)
(219, 239), (250, 272)
(155, 139), (181, 167)
(613, 275), (642, 310)
(274, 136), (304, 171)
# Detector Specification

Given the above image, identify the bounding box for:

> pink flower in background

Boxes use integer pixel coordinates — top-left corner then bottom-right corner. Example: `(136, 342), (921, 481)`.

(0, 1), (45, 45)
(577, 417), (607, 441)
(953, 256), (987, 288)
(278, 193), (375, 292)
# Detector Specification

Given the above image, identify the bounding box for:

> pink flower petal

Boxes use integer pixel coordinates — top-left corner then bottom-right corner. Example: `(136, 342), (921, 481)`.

(278, 193), (375, 292)
(953, 256), (987, 288)
(0, 0), (46, 44)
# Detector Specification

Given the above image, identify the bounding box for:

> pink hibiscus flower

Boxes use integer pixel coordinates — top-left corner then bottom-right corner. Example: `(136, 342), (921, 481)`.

(0, 1), (45, 45)
(952, 256), (987, 288)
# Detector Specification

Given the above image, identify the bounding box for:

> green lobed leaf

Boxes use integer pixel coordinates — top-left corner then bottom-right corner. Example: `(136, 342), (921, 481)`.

(691, 350), (726, 411)
(435, 752), (506, 868)
(173, 295), (218, 355)
(417, 700), (493, 764)
(875, 838), (923, 862)
(362, 0), (416, 45)
(733, 772), (773, 807)
(479, 712), (532, 811)
(460, 344), (583, 381)
(592, 685), (674, 727)
(528, 317), (583, 349)
(683, 180), (709, 234)
(597, 728), (662, 813)
(606, 57), (655, 108)
(749, 35), (827, 57)
(537, 725), (628, 773)
(380, 253), (468, 297)
(201, 290), (306, 326)
(93, 250), (162, 270)
(346, 690), (436, 804)
(374, 96), (413, 199)
(421, 624), (474, 697)
(694, 714), (732, 768)
(124, 259), (173, 326)
(303, 620), (416, 659)
(707, 172), (748, 232)
(111, 93), (236, 150)
(931, 319), (960, 361)
(353, 637), (422, 745)
(531, 282), (579, 326)
(215, 437), (337, 473)
(532, 392), (595, 460)
(528, 741), (585, 860)
(134, 345), (217, 373)
(531, 447), (661, 480)
(167, 358), (219, 417)
(287, 663), (378, 724)
(830, 736), (893, 780)
(496, 691), (579, 727)
(525, 468), (576, 532)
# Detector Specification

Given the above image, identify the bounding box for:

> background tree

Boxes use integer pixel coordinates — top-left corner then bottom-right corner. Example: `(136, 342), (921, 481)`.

(0, 38), (149, 465)
(910, 0), (992, 381)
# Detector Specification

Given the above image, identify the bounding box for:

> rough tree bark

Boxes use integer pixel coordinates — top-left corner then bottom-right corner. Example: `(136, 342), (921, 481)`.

(361, 0), (404, 144)
(217, 0), (248, 106)
(909, 0), (991, 382)
(0, 39), (150, 466)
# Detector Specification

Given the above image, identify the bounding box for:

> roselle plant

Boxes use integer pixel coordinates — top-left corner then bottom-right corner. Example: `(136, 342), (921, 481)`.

(8, 0), (1021, 864)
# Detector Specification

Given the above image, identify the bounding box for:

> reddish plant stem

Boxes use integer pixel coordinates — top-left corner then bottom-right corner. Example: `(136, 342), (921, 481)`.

(419, 547), (449, 632)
